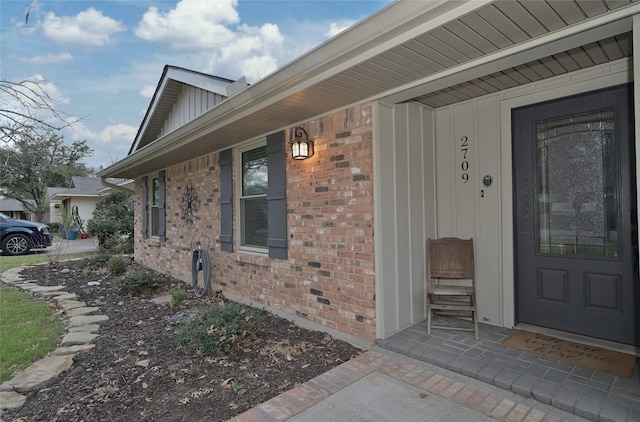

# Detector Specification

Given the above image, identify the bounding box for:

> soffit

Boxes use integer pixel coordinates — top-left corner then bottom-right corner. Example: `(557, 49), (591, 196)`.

(131, 67), (235, 154)
(200, 0), (636, 137)
(102, 0), (639, 179)
(408, 33), (632, 107)
(310, 0), (636, 108)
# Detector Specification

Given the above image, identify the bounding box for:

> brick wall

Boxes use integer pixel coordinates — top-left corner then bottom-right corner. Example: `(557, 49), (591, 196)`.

(134, 102), (376, 341)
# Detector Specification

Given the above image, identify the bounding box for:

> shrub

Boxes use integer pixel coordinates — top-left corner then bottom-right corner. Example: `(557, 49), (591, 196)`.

(171, 286), (186, 308)
(178, 303), (263, 356)
(87, 191), (134, 252)
(107, 255), (127, 276)
(87, 219), (117, 246)
(115, 271), (160, 296)
(90, 225), (133, 254)
(78, 255), (111, 270)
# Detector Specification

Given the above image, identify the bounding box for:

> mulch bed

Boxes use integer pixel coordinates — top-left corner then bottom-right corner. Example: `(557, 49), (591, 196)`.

(3, 258), (362, 421)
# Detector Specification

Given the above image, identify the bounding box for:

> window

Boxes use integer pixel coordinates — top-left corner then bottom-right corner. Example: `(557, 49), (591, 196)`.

(220, 131), (286, 258)
(240, 145), (268, 249)
(141, 171), (165, 241)
(151, 177), (160, 237)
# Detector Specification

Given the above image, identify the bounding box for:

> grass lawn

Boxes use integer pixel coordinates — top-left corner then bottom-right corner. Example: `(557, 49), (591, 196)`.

(0, 285), (64, 382)
(0, 252), (94, 383)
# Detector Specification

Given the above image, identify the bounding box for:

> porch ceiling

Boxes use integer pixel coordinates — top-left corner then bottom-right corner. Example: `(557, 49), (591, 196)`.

(411, 31), (632, 107)
(227, 1), (638, 127)
(100, 0), (639, 179)
(311, 0), (635, 108)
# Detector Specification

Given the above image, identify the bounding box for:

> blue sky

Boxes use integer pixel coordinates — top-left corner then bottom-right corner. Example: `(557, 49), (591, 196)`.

(1, 0), (389, 169)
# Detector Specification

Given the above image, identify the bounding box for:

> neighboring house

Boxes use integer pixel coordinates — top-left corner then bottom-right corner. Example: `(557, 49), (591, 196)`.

(48, 177), (107, 230)
(46, 187), (66, 224)
(0, 198), (36, 221)
(99, 1), (640, 348)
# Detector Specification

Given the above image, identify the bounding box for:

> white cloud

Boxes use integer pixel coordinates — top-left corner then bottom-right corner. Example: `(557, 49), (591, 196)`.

(0, 74), (78, 139)
(20, 52), (73, 65)
(135, 0), (239, 51)
(326, 20), (356, 38)
(139, 85), (156, 99)
(66, 121), (136, 168)
(42, 8), (125, 48)
(96, 123), (137, 144)
(260, 23), (284, 46)
(67, 121), (96, 140)
(36, 77), (70, 105)
(208, 22), (284, 81)
(236, 55), (279, 82)
(134, 0), (284, 82)
(2, 74), (70, 106)
(69, 121), (136, 144)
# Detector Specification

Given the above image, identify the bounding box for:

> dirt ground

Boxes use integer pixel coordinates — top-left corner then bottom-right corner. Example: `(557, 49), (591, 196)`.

(4, 258), (362, 421)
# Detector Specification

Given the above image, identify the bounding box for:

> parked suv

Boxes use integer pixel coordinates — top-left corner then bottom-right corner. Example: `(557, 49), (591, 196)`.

(0, 212), (53, 255)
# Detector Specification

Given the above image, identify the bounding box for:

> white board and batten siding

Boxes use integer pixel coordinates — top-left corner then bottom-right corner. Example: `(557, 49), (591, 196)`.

(374, 59), (633, 339)
(374, 101), (437, 339)
(160, 86), (226, 137)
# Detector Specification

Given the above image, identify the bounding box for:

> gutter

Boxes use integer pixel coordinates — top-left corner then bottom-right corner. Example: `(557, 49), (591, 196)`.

(97, 0), (474, 180)
(100, 177), (135, 193)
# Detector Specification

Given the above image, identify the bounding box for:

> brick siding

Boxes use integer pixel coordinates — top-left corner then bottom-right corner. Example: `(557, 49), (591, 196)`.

(133, 102), (376, 341)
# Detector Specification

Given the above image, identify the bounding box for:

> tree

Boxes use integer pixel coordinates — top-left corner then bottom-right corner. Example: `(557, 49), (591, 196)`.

(1, 78), (79, 146)
(0, 129), (93, 221)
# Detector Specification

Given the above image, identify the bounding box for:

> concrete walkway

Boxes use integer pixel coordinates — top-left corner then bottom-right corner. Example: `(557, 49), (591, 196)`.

(0, 267), (108, 418)
(44, 237), (99, 256)
(1, 236), (98, 259)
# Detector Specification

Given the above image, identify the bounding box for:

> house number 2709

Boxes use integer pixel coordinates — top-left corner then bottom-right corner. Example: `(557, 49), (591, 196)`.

(460, 136), (469, 183)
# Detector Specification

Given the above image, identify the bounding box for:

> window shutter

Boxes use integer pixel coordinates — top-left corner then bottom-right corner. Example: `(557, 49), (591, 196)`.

(219, 149), (233, 252)
(141, 176), (148, 239)
(158, 170), (166, 242)
(266, 131), (287, 259)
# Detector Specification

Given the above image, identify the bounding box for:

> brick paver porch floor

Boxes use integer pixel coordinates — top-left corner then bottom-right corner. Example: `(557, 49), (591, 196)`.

(376, 317), (640, 421)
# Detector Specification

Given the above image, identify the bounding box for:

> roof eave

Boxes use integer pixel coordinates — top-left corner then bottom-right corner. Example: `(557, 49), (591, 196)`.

(99, 1), (487, 180)
(50, 193), (103, 200)
(101, 0), (639, 180)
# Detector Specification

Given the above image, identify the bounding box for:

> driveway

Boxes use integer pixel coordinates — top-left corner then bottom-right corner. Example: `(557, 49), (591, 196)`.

(47, 237), (99, 255)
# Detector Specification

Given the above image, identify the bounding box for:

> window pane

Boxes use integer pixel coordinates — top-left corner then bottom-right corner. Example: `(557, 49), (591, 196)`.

(242, 146), (267, 196)
(537, 109), (619, 256)
(242, 197), (268, 247)
(151, 207), (159, 237)
(152, 178), (160, 206)
(151, 177), (160, 237)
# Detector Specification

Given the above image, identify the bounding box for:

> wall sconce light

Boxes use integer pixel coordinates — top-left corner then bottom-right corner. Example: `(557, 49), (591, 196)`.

(289, 126), (314, 160)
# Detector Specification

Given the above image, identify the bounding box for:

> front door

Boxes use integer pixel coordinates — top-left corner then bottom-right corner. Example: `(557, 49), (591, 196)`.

(513, 84), (639, 346)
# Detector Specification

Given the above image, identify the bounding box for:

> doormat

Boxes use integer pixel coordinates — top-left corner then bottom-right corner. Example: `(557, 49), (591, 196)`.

(502, 331), (636, 378)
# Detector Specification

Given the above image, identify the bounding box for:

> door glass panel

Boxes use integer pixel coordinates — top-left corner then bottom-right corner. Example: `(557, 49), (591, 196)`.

(537, 109), (619, 256)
